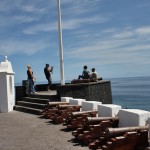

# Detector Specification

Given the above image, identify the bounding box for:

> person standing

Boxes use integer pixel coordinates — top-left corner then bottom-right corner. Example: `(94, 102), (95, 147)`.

(44, 64), (53, 91)
(27, 65), (36, 94)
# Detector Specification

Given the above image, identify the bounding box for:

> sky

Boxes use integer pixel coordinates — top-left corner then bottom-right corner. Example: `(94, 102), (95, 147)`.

(0, 0), (150, 84)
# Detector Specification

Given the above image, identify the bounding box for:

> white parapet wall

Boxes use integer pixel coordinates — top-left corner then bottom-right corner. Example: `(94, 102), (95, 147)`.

(118, 109), (150, 127)
(82, 101), (102, 111)
(98, 104), (122, 117)
(61, 97), (73, 103)
(0, 56), (15, 113)
(69, 98), (86, 105)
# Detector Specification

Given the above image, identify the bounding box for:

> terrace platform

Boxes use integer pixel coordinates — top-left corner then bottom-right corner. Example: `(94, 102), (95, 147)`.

(0, 111), (88, 150)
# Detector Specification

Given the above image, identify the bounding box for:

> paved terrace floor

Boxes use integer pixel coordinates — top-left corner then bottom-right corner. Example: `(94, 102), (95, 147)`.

(0, 111), (88, 150)
(35, 90), (57, 96)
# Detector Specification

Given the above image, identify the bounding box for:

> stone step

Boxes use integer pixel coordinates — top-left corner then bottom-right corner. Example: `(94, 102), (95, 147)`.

(22, 97), (49, 104)
(13, 105), (42, 115)
(17, 101), (46, 110)
(14, 90), (60, 115)
(29, 92), (59, 100)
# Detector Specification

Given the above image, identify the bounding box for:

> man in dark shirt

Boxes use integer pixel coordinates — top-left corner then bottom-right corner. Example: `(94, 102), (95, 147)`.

(44, 64), (53, 91)
(78, 65), (90, 79)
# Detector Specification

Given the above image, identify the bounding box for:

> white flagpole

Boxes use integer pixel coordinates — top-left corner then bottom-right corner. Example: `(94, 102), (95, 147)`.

(57, 0), (65, 85)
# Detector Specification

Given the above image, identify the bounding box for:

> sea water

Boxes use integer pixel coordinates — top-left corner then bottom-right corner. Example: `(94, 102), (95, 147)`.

(110, 76), (150, 111)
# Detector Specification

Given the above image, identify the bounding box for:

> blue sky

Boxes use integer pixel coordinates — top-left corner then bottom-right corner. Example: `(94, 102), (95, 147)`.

(0, 0), (150, 84)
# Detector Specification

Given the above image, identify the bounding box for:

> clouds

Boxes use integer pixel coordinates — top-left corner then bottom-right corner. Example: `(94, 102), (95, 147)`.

(0, 0), (150, 82)
(0, 0), (108, 56)
(135, 26), (150, 35)
(0, 40), (50, 56)
(65, 25), (150, 68)
(22, 22), (55, 34)
(0, 0), (54, 29)
(62, 0), (103, 16)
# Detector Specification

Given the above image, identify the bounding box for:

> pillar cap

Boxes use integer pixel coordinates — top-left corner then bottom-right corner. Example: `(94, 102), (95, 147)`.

(0, 56), (14, 73)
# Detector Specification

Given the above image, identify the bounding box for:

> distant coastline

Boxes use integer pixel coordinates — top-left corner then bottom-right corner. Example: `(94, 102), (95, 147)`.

(15, 80), (72, 86)
(15, 76), (150, 86)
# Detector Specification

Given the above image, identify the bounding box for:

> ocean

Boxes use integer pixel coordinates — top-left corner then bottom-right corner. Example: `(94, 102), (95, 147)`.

(110, 76), (150, 111)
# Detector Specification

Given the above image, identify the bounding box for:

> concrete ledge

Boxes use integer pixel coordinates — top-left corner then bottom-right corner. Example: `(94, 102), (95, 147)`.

(98, 104), (122, 117)
(69, 98), (86, 105)
(118, 109), (150, 127)
(57, 80), (112, 104)
(61, 97), (73, 103)
(82, 101), (102, 111)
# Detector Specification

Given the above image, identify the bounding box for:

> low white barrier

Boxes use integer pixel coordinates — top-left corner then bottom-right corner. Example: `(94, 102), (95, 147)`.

(61, 97), (73, 103)
(118, 109), (150, 127)
(98, 104), (122, 117)
(69, 98), (86, 105)
(82, 101), (102, 111)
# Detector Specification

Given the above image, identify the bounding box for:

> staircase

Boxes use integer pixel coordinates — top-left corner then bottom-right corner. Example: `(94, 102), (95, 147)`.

(14, 90), (60, 115)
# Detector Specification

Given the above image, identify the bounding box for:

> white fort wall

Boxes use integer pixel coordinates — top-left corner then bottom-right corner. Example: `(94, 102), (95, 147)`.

(0, 56), (15, 113)
(82, 101), (102, 111)
(69, 98), (86, 105)
(118, 109), (150, 127)
(98, 104), (122, 117)
(61, 97), (73, 103)
(60, 97), (150, 136)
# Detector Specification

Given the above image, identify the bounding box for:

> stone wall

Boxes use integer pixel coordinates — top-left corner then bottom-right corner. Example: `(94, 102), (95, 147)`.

(57, 80), (112, 104)
(15, 80), (112, 104)
(15, 86), (25, 101)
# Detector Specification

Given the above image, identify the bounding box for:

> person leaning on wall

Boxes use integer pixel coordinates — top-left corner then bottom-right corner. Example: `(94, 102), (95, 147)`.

(27, 64), (36, 94)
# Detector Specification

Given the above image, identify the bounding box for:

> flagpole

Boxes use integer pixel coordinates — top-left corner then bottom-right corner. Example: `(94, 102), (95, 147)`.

(57, 0), (65, 85)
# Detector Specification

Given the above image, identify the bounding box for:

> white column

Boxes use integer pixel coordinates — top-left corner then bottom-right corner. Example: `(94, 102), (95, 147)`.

(0, 56), (15, 112)
(57, 0), (65, 85)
